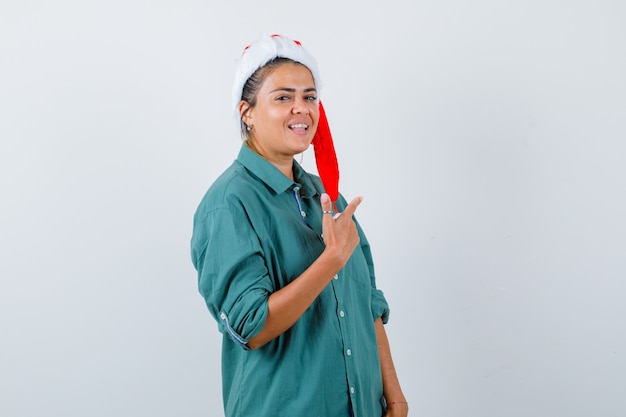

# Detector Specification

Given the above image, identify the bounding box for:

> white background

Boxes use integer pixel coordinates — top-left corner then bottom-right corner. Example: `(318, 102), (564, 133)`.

(1, 1), (625, 416)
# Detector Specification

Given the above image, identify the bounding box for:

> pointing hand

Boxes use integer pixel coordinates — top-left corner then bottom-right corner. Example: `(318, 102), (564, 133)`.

(320, 193), (363, 268)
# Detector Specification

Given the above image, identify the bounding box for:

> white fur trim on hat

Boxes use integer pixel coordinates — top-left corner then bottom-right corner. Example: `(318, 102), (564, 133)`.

(231, 34), (321, 123)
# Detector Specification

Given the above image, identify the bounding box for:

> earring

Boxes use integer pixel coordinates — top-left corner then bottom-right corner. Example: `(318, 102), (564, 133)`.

(246, 125), (252, 131)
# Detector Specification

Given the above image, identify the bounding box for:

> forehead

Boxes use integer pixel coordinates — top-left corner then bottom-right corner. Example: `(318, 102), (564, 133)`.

(260, 62), (316, 90)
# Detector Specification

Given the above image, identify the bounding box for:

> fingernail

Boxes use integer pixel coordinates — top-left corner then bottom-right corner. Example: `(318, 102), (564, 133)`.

(321, 193), (329, 203)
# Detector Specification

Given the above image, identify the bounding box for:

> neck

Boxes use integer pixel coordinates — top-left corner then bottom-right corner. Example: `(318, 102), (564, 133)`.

(245, 140), (294, 181)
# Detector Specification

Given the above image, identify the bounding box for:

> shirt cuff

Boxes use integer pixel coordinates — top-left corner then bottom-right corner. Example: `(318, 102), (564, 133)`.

(219, 311), (250, 349)
(217, 296), (269, 350)
(371, 288), (390, 324)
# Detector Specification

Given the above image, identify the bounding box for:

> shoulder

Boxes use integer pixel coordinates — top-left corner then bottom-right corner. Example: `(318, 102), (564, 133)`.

(194, 160), (264, 216)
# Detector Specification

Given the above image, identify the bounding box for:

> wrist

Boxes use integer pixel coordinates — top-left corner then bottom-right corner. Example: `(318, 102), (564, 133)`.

(317, 249), (344, 278)
(386, 400), (408, 417)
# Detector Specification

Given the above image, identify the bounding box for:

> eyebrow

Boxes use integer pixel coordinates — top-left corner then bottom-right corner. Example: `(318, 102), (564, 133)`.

(270, 87), (317, 94)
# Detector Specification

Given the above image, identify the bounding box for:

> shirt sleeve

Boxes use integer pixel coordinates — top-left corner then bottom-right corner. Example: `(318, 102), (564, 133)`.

(191, 202), (273, 349)
(335, 193), (391, 324)
(356, 222), (391, 324)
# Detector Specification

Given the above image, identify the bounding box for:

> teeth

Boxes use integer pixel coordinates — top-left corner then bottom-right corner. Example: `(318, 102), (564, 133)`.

(290, 123), (308, 130)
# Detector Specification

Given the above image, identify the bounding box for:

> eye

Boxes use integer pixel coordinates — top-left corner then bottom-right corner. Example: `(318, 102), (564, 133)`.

(276, 95), (291, 101)
(305, 95), (318, 101)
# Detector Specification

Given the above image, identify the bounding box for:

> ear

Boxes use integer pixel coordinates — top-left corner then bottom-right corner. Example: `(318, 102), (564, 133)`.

(239, 100), (252, 125)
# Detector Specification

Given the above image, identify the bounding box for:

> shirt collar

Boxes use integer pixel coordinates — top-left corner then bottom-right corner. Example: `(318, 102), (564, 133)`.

(237, 144), (320, 198)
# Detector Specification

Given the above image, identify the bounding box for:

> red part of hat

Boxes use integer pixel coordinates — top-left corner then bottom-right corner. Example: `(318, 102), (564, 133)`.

(312, 101), (340, 203)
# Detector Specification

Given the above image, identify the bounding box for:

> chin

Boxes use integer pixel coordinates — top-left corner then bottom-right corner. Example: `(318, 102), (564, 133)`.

(297, 142), (313, 153)
(289, 138), (312, 153)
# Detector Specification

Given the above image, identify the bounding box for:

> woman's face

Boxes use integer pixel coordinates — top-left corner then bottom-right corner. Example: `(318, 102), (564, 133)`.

(243, 62), (319, 164)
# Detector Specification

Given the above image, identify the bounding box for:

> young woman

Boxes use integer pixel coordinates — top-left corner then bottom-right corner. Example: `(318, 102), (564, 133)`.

(191, 34), (407, 417)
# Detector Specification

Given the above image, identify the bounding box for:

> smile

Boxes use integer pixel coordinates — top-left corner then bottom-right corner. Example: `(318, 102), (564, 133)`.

(289, 123), (309, 130)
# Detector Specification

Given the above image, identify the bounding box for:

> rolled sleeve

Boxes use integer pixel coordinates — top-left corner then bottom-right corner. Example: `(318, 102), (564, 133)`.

(371, 288), (390, 324)
(353, 218), (391, 324)
(192, 203), (273, 348)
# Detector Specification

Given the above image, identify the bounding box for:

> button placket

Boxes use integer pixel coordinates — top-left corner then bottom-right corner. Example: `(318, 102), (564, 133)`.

(330, 271), (358, 411)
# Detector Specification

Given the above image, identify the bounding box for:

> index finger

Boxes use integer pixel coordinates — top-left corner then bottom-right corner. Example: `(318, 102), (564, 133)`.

(338, 196), (363, 219)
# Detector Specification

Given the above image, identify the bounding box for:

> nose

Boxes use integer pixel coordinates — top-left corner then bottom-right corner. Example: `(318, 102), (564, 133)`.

(292, 97), (311, 115)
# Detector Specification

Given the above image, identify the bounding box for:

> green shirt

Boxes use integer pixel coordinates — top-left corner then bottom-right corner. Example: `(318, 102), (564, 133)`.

(191, 144), (390, 417)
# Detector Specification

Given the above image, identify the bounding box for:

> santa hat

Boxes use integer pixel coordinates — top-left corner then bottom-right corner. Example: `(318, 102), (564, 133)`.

(232, 34), (340, 203)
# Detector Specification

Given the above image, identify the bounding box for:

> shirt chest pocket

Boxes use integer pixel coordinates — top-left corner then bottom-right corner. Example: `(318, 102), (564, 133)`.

(342, 247), (373, 289)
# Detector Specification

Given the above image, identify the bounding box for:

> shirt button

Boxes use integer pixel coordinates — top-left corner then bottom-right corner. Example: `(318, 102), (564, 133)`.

(339, 311), (345, 317)
(350, 387), (355, 394)
(333, 274), (338, 280)
(346, 349), (352, 356)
